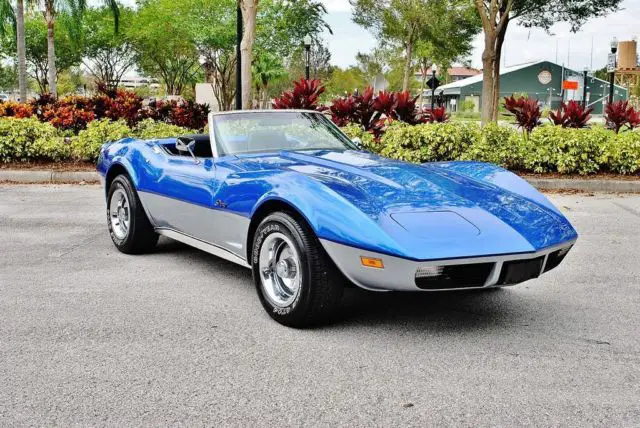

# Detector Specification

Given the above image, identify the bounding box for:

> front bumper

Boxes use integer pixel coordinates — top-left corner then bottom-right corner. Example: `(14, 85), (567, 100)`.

(320, 239), (576, 292)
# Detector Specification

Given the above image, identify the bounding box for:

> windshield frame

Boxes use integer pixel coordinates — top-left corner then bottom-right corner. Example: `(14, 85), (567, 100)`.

(207, 110), (358, 158)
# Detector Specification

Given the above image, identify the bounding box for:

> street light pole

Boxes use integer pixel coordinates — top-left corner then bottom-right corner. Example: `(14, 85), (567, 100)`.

(582, 68), (588, 108)
(303, 35), (312, 80)
(608, 37), (617, 106)
(431, 64), (438, 111)
(235, 2), (242, 110)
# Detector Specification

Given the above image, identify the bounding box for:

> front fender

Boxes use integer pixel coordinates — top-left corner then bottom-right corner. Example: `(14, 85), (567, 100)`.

(248, 171), (402, 256)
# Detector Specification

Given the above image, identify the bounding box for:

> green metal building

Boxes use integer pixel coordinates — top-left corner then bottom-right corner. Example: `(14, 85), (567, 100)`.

(432, 60), (628, 114)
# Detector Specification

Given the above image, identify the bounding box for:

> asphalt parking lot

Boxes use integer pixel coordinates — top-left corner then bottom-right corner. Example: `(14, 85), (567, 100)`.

(1, 184), (639, 427)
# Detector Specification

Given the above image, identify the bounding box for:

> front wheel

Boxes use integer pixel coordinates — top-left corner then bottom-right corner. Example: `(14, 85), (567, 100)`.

(251, 212), (343, 328)
(107, 175), (158, 254)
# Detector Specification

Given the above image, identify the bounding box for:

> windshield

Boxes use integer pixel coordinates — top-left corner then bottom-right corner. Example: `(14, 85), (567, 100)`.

(212, 111), (357, 156)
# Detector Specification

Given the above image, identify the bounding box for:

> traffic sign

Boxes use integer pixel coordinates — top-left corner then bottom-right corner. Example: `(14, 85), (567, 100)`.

(562, 80), (579, 90)
(607, 53), (617, 72)
(426, 76), (440, 90)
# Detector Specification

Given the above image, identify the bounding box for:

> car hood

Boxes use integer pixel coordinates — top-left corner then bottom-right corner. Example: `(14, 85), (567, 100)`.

(232, 149), (577, 259)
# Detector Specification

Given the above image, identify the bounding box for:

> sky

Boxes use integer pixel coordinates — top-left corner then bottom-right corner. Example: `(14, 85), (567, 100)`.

(116, 0), (639, 72)
(320, 0), (640, 71)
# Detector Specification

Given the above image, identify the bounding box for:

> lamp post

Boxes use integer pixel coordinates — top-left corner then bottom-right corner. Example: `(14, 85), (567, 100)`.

(582, 67), (588, 108)
(303, 35), (312, 80)
(608, 37), (618, 106)
(431, 64), (438, 111)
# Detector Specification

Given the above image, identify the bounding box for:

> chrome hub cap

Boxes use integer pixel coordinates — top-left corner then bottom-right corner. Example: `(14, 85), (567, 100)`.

(259, 232), (302, 307)
(109, 188), (130, 240)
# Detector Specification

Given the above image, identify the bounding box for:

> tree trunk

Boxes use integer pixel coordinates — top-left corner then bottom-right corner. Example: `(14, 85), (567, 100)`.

(480, 30), (497, 124)
(491, 23), (507, 122)
(45, 5), (57, 98)
(16, 0), (27, 101)
(419, 68), (426, 108)
(240, 0), (258, 109)
(402, 40), (414, 92)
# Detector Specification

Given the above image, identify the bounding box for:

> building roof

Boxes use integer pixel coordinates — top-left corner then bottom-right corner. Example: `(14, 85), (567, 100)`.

(436, 61), (538, 94)
(428, 66), (480, 76)
(434, 60), (627, 96)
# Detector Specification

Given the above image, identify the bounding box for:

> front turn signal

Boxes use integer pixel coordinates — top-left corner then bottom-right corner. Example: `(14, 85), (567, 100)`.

(360, 256), (384, 269)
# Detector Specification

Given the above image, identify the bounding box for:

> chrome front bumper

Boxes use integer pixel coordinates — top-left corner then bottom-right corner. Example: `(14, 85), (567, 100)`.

(320, 239), (576, 292)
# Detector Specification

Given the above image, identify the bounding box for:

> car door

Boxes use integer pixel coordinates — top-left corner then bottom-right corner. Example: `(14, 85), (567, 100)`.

(138, 146), (218, 241)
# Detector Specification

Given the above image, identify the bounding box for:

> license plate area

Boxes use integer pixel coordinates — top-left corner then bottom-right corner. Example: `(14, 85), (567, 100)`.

(498, 256), (544, 285)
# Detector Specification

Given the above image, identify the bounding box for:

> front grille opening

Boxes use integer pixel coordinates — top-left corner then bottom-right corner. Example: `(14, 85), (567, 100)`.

(415, 263), (494, 290)
(498, 256), (545, 285)
(544, 246), (572, 273)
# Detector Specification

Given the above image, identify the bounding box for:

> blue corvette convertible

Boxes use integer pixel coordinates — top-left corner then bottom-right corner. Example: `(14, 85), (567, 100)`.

(97, 110), (577, 327)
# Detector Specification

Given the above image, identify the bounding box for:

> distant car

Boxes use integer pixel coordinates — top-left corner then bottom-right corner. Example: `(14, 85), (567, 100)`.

(0, 94), (9, 102)
(97, 110), (578, 327)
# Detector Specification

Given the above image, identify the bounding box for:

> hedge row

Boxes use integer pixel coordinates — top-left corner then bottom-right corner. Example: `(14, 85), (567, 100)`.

(0, 118), (196, 163)
(2, 117), (639, 175)
(342, 122), (640, 175)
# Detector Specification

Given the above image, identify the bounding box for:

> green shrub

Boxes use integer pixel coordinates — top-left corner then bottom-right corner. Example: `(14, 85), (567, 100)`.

(460, 122), (524, 169)
(460, 99), (476, 112)
(134, 118), (195, 140)
(379, 122), (480, 163)
(524, 125), (610, 175)
(601, 130), (640, 174)
(0, 117), (68, 162)
(341, 124), (378, 152)
(72, 119), (133, 161)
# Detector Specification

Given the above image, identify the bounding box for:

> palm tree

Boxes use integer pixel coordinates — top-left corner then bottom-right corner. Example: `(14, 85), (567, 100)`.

(42, 0), (119, 97)
(252, 52), (286, 108)
(0, 0), (28, 102)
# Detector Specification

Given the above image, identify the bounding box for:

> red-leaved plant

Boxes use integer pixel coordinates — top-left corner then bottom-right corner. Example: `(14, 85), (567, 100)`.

(353, 87), (378, 130)
(0, 100), (34, 118)
(329, 97), (357, 126)
(605, 100), (640, 133)
(43, 96), (95, 132)
(503, 95), (541, 133)
(393, 91), (426, 124)
(272, 78), (325, 110)
(549, 100), (592, 128)
(372, 90), (396, 118)
(424, 106), (450, 123)
(628, 107), (640, 130)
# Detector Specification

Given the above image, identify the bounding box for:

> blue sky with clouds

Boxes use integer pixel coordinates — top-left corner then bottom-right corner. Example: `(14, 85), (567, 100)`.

(320, 0), (640, 71)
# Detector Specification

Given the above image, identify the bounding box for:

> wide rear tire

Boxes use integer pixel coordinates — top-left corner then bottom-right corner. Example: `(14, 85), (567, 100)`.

(107, 175), (158, 254)
(251, 212), (343, 328)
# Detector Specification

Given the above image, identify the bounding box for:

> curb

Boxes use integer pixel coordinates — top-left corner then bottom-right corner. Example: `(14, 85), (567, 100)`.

(0, 170), (100, 183)
(1, 169), (639, 193)
(525, 178), (640, 193)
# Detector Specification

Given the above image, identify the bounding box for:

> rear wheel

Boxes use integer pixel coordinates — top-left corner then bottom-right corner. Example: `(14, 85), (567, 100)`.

(107, 175), (158, 254)
(251, 212), (343, 328)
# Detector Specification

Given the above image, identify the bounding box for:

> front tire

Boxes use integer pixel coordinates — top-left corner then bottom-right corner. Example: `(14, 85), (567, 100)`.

(107, 174), (158, 254)
(251, 212), (343, 328)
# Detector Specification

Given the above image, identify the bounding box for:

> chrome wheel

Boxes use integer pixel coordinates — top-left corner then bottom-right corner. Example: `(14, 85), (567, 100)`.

(258, 232), (303, 307)
(109, 187), (130, 240)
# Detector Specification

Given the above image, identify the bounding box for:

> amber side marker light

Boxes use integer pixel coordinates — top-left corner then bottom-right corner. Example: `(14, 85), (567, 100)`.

(360, 256), (384, 269)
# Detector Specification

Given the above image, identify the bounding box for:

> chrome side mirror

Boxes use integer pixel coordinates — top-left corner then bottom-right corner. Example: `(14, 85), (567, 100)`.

(176, 136), (200, 164)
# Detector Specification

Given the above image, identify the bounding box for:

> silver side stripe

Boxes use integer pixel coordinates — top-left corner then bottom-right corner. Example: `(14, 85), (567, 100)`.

(156, 228), (250, 268)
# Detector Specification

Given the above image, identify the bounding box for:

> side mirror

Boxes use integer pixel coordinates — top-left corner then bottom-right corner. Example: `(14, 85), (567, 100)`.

(352, 137), (362, 149)
(176, 136), (200, 164)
